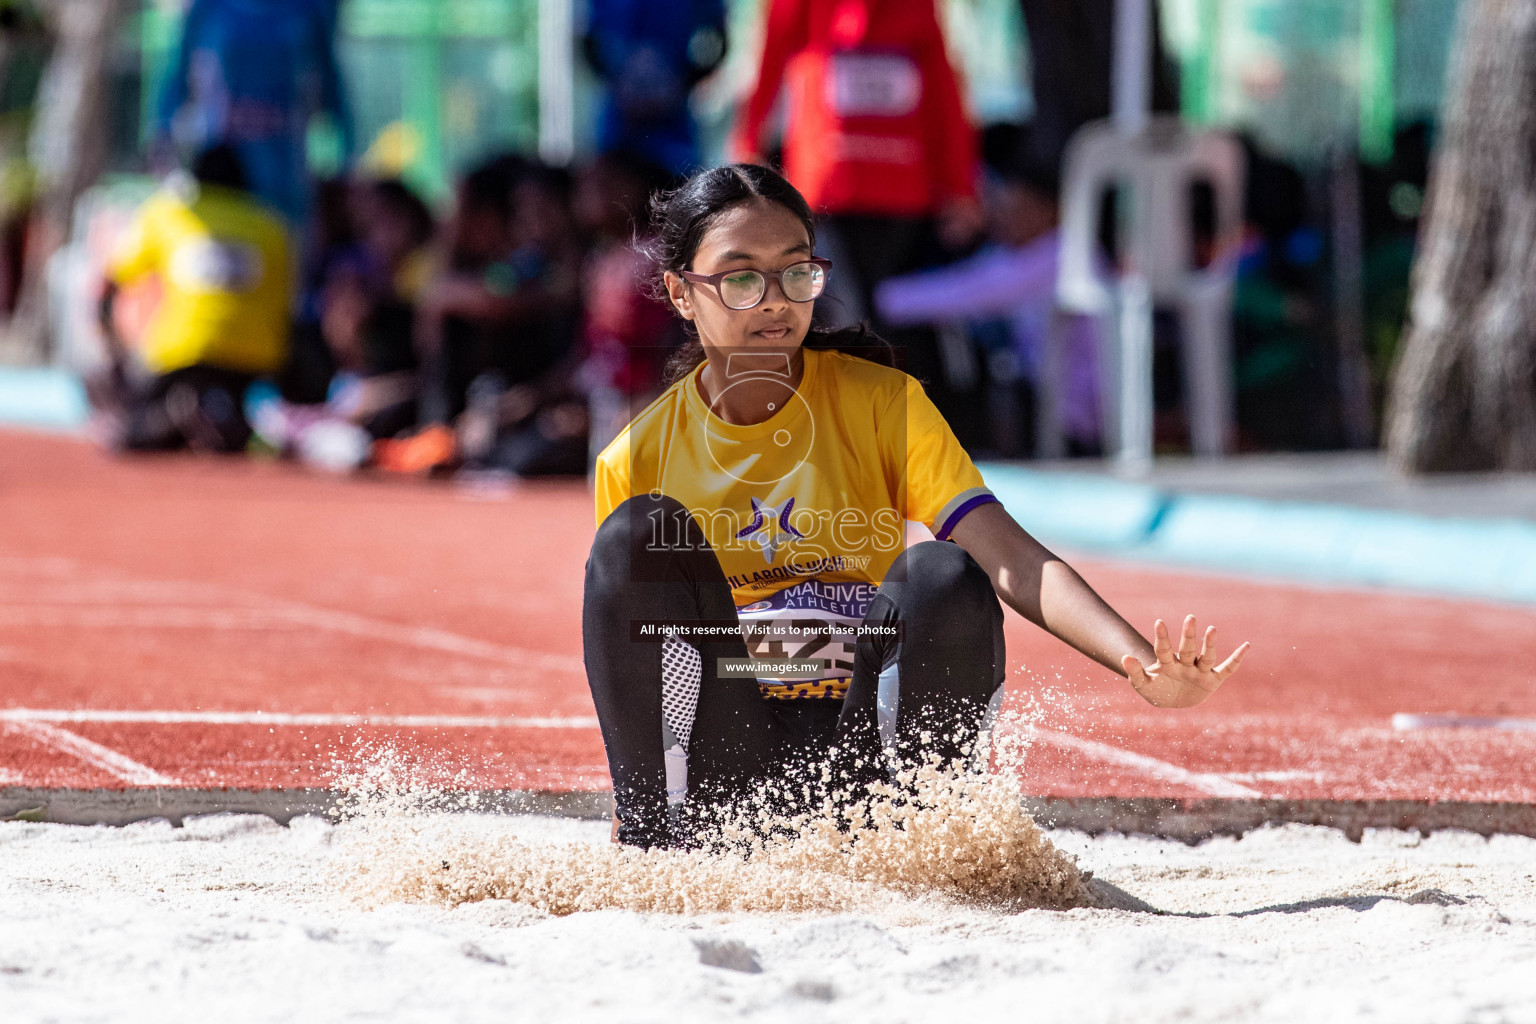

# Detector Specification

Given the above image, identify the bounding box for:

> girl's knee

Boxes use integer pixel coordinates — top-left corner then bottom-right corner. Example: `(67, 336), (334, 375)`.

(890, 540), (992, 598)
(592, 493), (694, 561)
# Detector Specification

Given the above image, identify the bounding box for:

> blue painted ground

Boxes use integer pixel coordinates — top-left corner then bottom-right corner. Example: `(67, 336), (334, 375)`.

(0, 367), (88, 433)
(979, 462), (1536, 607)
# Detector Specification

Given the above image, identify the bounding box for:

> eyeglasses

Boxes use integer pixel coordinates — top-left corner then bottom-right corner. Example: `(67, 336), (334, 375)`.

(679, 258), (832, 310)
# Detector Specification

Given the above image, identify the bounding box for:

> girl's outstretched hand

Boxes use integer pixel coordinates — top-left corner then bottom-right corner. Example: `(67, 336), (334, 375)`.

(1122, 615), (1250, 708)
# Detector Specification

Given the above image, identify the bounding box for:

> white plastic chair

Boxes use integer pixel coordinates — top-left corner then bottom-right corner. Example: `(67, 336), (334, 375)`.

(1050, 116), (1245, 467)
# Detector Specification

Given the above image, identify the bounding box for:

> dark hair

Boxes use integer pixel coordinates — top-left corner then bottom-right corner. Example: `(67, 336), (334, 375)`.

(459, 159), (516, 222)
(370, 178), (435, 248)
(595, 148), (679, 227)
(312, 176), (357, 250)
(191, 144), (248, 192)
(981, 122), (1060, 200)
(640, 163), (894, 385)
(518, 162), (574, 204)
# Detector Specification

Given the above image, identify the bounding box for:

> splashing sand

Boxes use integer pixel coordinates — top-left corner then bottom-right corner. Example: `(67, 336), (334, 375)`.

(330, 723), (1089, 916)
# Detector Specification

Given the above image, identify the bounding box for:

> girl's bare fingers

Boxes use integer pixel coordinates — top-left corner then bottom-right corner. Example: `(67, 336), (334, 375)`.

(1122, 654), (1151, 688)
(1177, 614), (1199, 661)
(1214, 641), (1251, 680)
(1197, 625), (1217, 666)
(1153, 619), (1173, 663)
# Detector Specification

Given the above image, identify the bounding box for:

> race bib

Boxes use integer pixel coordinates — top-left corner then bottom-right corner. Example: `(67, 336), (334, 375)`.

(168, 239), (265, 293)
(738, 579), (878, 699)
(826, 52), (921, 118)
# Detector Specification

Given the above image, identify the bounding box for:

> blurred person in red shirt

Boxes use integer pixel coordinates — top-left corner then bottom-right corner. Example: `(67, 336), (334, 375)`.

(729, 0), (982, 418)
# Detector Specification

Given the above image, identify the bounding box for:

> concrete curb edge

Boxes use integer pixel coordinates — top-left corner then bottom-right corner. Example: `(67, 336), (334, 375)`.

(6, 787), (1535, 843)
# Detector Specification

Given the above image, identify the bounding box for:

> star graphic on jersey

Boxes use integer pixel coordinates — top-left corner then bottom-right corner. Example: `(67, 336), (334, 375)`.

(736, 496), (806, 563)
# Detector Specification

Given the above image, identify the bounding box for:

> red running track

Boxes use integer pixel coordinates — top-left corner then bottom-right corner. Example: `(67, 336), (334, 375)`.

(2, 429), (1534, 804)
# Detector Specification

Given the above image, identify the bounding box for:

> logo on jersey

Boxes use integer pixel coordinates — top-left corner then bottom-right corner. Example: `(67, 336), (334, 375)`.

(168, 239), (265, 292)
(736, 496), (806, 563)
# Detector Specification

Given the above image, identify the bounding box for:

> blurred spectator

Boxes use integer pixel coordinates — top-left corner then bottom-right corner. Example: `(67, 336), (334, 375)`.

(245, 175), (434, 471)
(377, 159), (584, 475)
(376, 158), (512, 474)
(1223, 124), (1430, 452)
(90, 144), (292, 453)
(582, 0), (728, 174)
(464, 164), (589, 476)
(730, 0), (982, 432)
(156, 0), (352, 227)
(317, 178), (435, 438)
(574, 150), (682, 464)
(730, 0), (978, 229)
(875, 123), (1104, 454)
(0, 0), (45, 317)
(1225, 136), (1334, 450)
(279, 174), (358, 405)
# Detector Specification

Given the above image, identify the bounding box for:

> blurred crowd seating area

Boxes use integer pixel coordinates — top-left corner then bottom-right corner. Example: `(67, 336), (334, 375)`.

(0, 0), (1462, 469)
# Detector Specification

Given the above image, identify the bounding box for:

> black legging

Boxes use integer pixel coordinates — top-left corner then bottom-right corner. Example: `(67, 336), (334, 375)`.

(583, 494), (1005, 848)
(100, 365), (256, 453)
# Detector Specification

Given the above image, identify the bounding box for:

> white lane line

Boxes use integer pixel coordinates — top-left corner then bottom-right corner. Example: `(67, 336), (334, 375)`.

(1217, 770), (1327, 783)
(0, 580), (264, 605)
(1027, 727), (1261, 798)
(263, 603), (585, 675)
(0, 709), (599, 730)
(0, 606), (307, 630)
(434, 686), (539, 704)
(0, 720), (177, 785)
(0, 556), (77, 575)
(0, 602), (584, 677)
(0, 557), (586, 675)
(1392, 713), (1536, 733)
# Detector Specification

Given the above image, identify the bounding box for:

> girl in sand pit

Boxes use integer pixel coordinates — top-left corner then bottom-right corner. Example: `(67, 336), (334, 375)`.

(585, 164), (1249, 848)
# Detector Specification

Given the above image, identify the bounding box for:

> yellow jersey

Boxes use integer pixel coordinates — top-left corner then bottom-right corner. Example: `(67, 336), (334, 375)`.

(594, 347), (998, 699)
(107, 182), (293, 376)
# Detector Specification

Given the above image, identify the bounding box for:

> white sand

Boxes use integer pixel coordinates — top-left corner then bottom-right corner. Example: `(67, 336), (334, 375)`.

(3, 812), (1534, 1023)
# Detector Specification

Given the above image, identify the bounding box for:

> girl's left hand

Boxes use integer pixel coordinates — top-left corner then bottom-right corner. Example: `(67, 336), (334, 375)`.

(1122, 615), (1250, 708)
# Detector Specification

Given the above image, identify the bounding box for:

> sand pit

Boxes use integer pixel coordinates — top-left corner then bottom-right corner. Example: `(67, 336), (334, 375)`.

(328, 758), (1092, 916)
(2, 810), (1534, 1023)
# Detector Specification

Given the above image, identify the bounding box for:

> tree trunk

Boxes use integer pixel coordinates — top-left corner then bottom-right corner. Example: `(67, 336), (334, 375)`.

(0, 0), (120, 365)
(1386, 0), (1536, 472)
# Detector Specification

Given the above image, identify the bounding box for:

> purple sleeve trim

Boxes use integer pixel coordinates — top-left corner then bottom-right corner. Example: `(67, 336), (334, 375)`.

(933, 493), (1001, 541)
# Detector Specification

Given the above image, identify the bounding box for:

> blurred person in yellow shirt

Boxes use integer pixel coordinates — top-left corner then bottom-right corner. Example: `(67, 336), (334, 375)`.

(92, 144), (292, 452)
